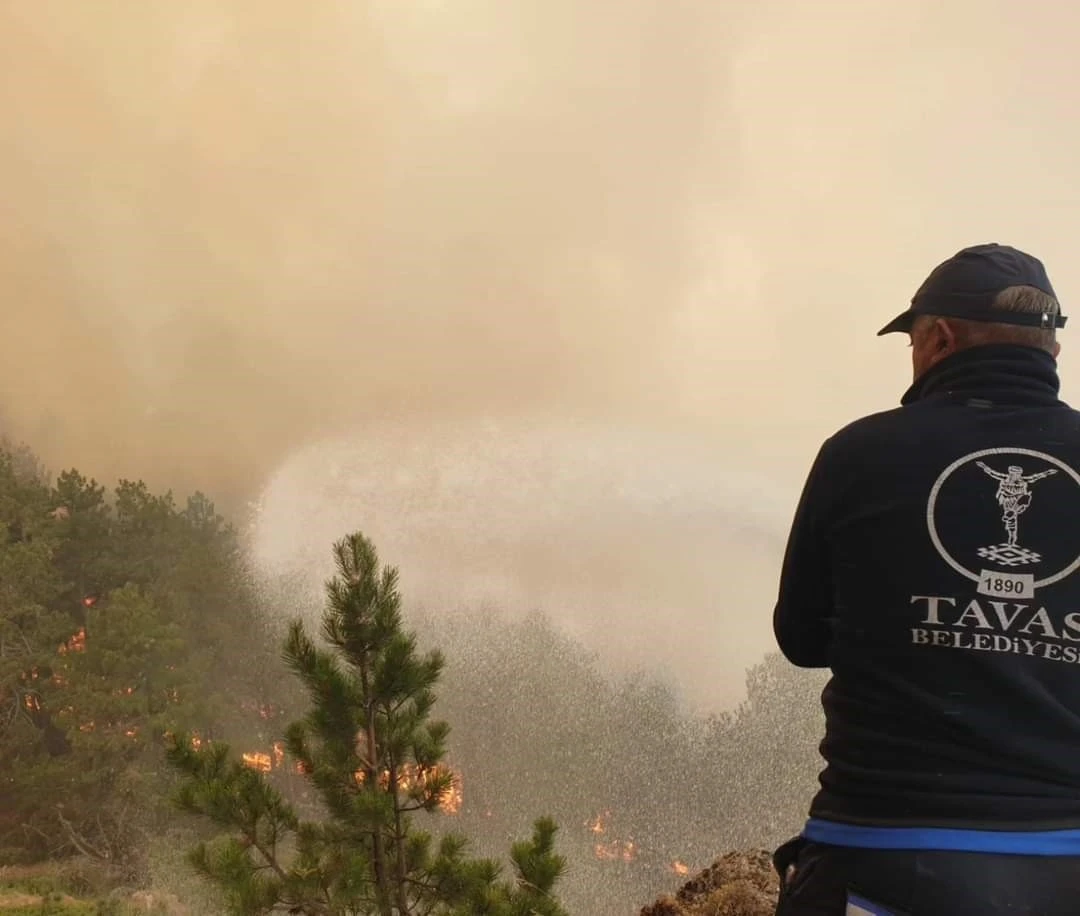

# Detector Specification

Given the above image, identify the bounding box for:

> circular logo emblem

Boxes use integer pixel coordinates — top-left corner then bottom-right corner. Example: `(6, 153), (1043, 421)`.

(927, 447), (1080, 592)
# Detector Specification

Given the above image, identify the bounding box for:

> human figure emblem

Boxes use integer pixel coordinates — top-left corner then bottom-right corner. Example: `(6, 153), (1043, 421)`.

(974, 461), (1057, 565)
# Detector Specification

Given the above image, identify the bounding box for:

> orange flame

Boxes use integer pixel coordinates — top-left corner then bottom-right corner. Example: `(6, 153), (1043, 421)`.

(320, 760), (462, 814)
(595, 839), (636, 862)
(670, 861), (690, 876)
(586, 811), (636, 862)
(439, 771), (463, 814)
(58, 628), (86, 655)
(242, 752), (273, 773)
(586, 810), (610, 835)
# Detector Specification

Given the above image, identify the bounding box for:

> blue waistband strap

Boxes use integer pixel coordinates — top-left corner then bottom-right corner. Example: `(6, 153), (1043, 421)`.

(805, 817), (1080, 855)
(846, 892), (898, 916)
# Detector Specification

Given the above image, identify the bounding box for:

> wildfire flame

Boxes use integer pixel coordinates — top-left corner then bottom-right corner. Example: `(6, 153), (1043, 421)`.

(586, 810), (637, 862)
(595, 838), (637, 861)
(262, 753), (461, 814)
(587, 810), (692, 872)
(46, 619), (464, 816)
(355, 762), (462, 814)
(162, 730), (204, 750)
(242, 751), (273, 773)
(438, 771), (463, 814)
(586, 810), (610, 835)
(58, 628), (86, 655)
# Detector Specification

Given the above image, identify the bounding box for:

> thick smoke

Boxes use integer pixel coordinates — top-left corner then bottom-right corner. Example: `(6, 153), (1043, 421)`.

(6, 1), (1078, 506)
(3, 2), (1080, 704)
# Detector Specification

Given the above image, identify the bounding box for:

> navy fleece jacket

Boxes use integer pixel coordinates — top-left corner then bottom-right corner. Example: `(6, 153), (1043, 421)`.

(776, 344), (1080, 830)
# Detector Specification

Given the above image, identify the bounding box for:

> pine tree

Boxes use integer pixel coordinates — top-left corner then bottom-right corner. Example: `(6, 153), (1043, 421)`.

(0, 451), (294, 870)
(167, 531), (568, 916)
(0, 447), (78, 861)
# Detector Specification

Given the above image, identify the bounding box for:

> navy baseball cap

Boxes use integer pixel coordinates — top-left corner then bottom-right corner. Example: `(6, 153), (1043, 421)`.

(877, 243), (1066, 336)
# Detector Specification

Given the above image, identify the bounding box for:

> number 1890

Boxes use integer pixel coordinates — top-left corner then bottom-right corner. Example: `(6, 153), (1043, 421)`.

(977, 570), (1034, 600)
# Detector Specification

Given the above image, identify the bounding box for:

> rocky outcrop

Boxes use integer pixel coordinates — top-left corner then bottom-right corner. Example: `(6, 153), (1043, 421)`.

(640, 850), (779, 916)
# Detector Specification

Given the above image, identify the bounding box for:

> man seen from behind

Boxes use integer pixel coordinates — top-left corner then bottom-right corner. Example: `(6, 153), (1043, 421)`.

(772, 243), (1080, 915)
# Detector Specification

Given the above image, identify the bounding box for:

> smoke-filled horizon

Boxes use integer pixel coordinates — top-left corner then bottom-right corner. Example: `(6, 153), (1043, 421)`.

(6, 1), (1079, 502)
(4, 2), (1080, 706)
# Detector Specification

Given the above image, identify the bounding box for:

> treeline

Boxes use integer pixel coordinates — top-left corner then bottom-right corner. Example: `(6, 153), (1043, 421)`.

(0, 440), (826, 915)
(0, 442), (294, 874)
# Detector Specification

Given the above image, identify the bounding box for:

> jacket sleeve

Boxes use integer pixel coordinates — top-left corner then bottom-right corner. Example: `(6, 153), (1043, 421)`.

(773, 440), (836, 668)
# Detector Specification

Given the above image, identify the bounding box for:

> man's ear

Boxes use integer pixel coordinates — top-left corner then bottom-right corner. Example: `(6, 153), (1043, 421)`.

(934, 318), (958, 353)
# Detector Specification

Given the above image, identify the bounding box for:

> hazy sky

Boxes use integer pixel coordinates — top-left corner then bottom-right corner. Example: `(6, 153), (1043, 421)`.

(3, 1), (1080, 706)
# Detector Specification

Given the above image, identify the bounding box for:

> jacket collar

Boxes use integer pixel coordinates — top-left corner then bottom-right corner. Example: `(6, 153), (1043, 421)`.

(901, 344), (1063, 407)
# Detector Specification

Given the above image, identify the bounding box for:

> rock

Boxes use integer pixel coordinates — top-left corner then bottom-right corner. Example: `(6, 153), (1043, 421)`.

(640, 850), (779, 916)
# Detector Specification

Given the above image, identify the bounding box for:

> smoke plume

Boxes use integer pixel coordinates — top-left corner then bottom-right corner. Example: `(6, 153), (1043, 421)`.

(3, 1), (1080, 703)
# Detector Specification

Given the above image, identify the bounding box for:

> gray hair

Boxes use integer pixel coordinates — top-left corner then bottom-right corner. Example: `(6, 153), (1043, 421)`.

(916, 285), (1060, 353)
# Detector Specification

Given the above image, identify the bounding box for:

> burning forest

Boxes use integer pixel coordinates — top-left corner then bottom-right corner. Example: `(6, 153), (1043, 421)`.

(3, 0), (1074, 913)
(0, 446), (827, 915)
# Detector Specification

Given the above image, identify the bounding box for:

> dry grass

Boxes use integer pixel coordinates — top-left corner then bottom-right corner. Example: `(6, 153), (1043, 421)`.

(0, 860), (188, 914)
